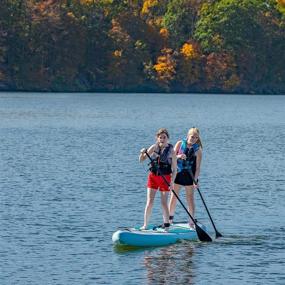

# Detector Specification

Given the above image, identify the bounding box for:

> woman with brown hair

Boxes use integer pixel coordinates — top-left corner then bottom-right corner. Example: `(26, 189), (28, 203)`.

(139, 128), (177, 230)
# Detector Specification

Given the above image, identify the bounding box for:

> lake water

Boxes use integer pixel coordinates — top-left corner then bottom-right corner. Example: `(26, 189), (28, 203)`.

(0, 92), (284, 284)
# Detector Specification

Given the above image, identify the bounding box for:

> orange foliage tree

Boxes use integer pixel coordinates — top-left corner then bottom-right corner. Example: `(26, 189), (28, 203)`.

(205, 52), (240, 92)
(25, 0), (87, 90)
(175, 41), (203, 91)
(154, 48), (176, 90)
(141, 0), (158, 15)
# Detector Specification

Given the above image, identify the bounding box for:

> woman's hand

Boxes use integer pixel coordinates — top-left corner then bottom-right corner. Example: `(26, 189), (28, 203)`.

(177, 153), (186, 160)
(139, 148), (148, 162)
(193, 183), (199, 190)
(193, 178), (199, 189)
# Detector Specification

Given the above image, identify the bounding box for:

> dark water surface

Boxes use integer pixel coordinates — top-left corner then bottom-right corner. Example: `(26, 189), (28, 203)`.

(0, 92), (284, 284)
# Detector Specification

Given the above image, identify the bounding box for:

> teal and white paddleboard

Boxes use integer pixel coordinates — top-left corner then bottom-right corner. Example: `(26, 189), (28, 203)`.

(112, 222), (208, 247)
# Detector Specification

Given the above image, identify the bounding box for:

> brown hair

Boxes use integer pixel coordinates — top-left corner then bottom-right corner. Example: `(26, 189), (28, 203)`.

(156, 128), (169, 138)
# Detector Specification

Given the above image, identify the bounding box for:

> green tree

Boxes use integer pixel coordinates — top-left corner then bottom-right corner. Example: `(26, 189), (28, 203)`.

(163, 0), (201, 47)
(0, 0), (31, 89)
(194, 0), (285, 93)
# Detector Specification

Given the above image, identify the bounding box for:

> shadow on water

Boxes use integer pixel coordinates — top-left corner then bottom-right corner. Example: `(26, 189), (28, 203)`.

(213, 225), (285, 246)
(213, 234), (266, 244)
(113, 244), (151, 254)
(112, 239), (194, 254)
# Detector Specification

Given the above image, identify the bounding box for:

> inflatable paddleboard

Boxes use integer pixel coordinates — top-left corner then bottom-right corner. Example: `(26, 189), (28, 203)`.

(112, 222), (207, 247)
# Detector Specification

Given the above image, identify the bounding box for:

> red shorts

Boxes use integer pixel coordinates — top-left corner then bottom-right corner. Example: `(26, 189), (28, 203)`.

(147, 172), (171, 192)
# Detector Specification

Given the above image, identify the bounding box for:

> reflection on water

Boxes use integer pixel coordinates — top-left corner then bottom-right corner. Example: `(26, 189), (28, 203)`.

(113, 241), (198, 284)
(143, 243), (196, 285)
(113, 244), (147, 254)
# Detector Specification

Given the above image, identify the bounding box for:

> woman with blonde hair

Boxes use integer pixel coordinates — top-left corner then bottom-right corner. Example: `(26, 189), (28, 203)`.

(139, 128), (177, 230)
(168, 127), (202, 227)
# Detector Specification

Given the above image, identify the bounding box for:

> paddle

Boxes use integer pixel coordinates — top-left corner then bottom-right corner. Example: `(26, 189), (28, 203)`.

(188, 170), (223, 238)
(144, 150), (212, 242)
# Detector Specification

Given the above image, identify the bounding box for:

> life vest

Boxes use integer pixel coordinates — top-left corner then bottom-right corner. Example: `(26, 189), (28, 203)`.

(177, 139), (199, 173)
(149, 143), (173, 175)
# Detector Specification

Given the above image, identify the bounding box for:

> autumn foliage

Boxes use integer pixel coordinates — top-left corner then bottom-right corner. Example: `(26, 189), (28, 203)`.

(0, 0), (284, 93)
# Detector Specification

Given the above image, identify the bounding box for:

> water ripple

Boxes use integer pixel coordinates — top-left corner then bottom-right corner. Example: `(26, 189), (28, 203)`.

(0, 93), (285, 284)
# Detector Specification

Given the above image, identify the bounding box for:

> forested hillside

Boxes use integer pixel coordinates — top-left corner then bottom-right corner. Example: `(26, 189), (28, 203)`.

(0, 0), (284, 93)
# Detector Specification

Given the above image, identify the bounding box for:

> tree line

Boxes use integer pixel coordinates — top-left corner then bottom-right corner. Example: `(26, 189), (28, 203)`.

(0, 0), (284, 94)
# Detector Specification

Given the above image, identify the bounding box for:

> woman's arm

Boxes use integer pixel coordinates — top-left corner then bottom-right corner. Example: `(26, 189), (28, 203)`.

(174, 140), (181, 154)
(171, 149), (177, 185)
(139, 144), (155, 162)
(194, 148), (202, 181)
(174, 140), (186, 160)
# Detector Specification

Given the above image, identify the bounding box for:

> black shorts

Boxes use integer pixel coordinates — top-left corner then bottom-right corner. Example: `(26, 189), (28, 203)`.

(174, 170), (195, 186)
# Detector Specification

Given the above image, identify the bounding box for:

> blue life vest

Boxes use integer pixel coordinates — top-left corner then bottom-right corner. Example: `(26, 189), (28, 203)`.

(177, 139), (199, 173)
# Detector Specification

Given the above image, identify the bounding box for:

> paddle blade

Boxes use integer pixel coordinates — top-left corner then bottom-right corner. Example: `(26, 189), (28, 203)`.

(215, 231), (223, 238)
(195, 224), (212, 242)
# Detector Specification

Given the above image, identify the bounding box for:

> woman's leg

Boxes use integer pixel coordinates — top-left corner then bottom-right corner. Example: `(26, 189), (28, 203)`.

(185, 185), (195, 225)
(142, 188), (157, 229)
(160, 191), (170, 225)
(168, 184), (181, 223)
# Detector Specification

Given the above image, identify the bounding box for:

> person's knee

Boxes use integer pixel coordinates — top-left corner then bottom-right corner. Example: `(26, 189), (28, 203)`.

(161, 200), (168, 208)
(147, 198), (155, 206)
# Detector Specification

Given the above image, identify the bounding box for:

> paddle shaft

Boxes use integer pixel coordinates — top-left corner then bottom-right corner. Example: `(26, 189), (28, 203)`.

(143, 150), (212, 242)
(188, 170), (223, 238)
